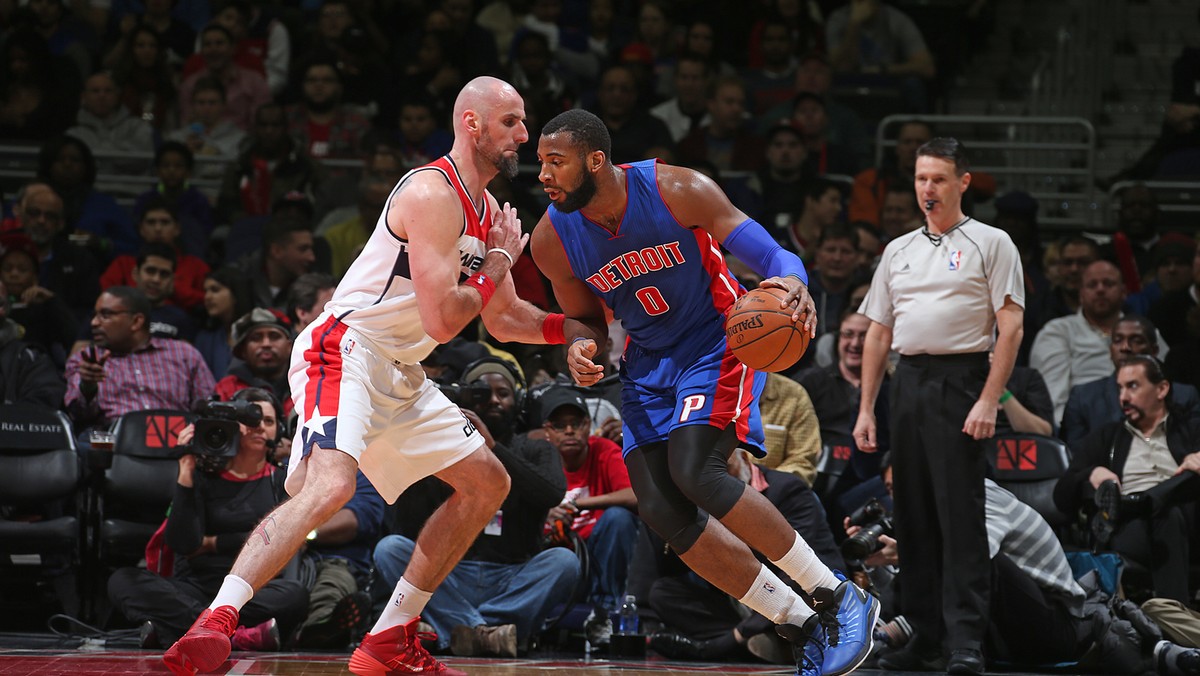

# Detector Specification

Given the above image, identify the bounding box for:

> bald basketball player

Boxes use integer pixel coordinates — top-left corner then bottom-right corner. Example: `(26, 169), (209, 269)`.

(164, 77), (589, 676)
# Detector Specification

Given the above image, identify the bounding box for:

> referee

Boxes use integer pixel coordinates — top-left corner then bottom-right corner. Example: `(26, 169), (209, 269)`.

(853, 138), (1024, 676)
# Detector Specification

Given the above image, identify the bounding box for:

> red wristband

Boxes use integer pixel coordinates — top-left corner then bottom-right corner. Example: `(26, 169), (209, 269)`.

(542, 313), (566, 344)
(466, 272), (496, 308)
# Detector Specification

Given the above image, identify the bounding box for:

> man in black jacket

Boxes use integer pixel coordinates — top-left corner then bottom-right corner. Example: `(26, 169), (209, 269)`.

(0, 279), (65, 407)
(1054, 355), (1200, 603)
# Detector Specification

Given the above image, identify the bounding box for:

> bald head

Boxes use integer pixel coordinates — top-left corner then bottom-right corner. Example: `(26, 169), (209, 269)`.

(452, 76), (521, 129)
(451, 76), (528, 179)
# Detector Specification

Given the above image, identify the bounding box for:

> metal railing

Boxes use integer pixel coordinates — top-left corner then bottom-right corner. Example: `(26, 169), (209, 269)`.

(875, 114), (1098, 230)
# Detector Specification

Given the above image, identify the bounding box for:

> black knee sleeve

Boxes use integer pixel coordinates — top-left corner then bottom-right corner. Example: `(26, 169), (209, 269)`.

(626, 444), (708, 554)
(667, 424), (746, 519)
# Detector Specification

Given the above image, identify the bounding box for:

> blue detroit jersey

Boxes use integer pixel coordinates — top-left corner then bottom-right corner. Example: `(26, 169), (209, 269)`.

(548, 159), (742, 351)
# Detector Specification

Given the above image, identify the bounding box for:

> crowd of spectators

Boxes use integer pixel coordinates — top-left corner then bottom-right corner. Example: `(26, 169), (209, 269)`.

(0, 0), (1199, 672)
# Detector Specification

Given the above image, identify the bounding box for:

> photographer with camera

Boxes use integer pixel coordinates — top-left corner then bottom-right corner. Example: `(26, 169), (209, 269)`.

(107, 388), (309, 652)
(848, 455), (1093, 670)
(375, 358), (579, 657)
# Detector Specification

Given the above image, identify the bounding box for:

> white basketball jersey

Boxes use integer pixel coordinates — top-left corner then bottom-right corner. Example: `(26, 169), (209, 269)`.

(324, 155), (493, 365)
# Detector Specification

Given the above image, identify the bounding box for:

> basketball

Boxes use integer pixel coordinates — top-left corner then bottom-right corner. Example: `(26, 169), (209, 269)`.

(724, 287), (810, 372)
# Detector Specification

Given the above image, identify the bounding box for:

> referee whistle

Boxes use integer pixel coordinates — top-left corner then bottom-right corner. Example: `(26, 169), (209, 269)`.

(925, 200), (936, 211)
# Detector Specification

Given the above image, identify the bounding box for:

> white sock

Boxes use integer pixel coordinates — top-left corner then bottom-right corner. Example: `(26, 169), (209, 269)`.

(739, 564), (814, 626)
(209, 575), (254, 611)
(371, 577), (433, 633)
(771, 531), (840, 592)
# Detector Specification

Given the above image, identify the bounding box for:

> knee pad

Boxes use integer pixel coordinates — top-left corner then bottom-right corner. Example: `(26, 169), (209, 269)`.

(625, 445), (708, 554)
(667, 425), (746, 519)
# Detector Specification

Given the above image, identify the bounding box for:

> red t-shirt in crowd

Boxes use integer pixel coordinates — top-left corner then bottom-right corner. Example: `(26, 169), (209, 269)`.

(563, 436), (631, 539)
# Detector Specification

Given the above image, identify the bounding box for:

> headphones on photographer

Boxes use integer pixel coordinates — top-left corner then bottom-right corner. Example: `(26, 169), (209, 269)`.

(460, 356), (527, 410)
(232, 387), (286, 449)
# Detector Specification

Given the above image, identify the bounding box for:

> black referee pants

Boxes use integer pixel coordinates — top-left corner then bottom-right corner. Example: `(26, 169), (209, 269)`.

(891, 353), (990, 654)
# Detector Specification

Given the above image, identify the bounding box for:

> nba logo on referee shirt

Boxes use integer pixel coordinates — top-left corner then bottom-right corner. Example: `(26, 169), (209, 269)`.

(948, 249), (962, 270)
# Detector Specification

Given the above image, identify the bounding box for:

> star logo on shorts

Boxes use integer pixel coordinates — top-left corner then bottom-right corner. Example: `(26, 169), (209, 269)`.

(302, 403), (337, 441)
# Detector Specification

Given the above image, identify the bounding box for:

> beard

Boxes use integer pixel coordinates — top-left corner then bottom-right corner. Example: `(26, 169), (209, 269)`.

(482, 408), (514, 442)
(478, 126), (519, 179)
(555, 170), (597, 213)
(1121, 404), (1143, 423)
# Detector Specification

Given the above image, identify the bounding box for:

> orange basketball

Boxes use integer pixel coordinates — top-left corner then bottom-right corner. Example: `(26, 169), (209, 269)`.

(724, 287), (810, 372)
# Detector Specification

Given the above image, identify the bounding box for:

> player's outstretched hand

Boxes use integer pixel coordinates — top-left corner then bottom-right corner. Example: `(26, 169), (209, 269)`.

(568, 338), (605, 387)
(759, 276), (817, 336)
(487, 201), (528, 267)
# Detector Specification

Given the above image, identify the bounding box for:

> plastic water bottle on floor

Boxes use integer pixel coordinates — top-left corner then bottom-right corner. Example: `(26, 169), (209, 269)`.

(618, 595), (640, 635)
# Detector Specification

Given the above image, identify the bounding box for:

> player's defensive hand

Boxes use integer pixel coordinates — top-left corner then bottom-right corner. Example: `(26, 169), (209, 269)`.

(487, 201), (527, 267)
(759, 276), (817, 336)
(962, 398), (997, 440)
(568, 338), (604, 387)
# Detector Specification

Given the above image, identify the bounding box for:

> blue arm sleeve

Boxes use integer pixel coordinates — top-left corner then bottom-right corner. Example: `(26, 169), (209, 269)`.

(722, 218), (809, 285)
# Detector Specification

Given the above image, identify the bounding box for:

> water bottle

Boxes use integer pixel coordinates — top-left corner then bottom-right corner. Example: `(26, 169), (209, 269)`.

(617, 594), (640, 635)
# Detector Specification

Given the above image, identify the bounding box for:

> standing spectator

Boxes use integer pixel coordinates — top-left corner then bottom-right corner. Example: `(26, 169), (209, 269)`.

(0, 232), (78, 366)
(109, 25), (179, 132)
(0, 29), (78, 142)
(63, 286), (215, 436)
(213, 308), (294, 416)
(286, 272), (336, 330)
(234, 216), (317, 311)
(166, 77), (247, 179)
(539, 386), (638, 616)
(100, 199), (210, 311)
(67, 71), (155, 157)
(677, 76), (765, 173)
(37, 135), (138, 257)
(9, 182), (102, 319)
(179, 24), (271, 132)
(285, 61), (371, 162)
(650, 53), (711, 144)
(751, 373), (822, 485)
(1053, 355), (1200, 604)
(132, 142), (215, 260)
(194, 267), (254, 379)
(592, 64), (674, 163)
(854, 138), (1024, 675)
(0, 278), (66, 407)
(217, 104), (326, 224)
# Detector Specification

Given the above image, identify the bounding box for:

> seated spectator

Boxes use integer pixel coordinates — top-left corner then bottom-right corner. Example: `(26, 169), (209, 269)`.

(791, 92), (861, 177)
(592, 63), (674, 163)
(287, 271), (336, 331)
(677, 76), (765, 173)
(294, 468), (385, 649)
(394, 26), (462, 121)
(179, 24), (271, 131)
(745, 123), (810, 236)
(103, 0), (195, 67)
(16, 0), (98, 82)
(66, 71), (155, 161)
(0, 278), (66, 407)
(286, 60), (371, 162)
(165, 77), (247, 179)
(0, 231), (78, 365)
(132, 142), (216, 259)
(214, 308), (294, 416)
(107, 387), (309, 651)
(1126, 233), (1196, 317)
(118, 243), (197, 341)
(825, 0), (936, 112)
(866, 457), (1094, 671)
(186, 1), (290, 97)
(995, 357), (1054, 437)
(751, 373), (822, 484)
(217, 103), (326, 225)
(234, 215), (318, 311)
(779, 177), (845, 260)
(1026, 234), (1100, 333)
(194, 267), (254, 379)
(806, 222), (866, 341)
(742, 17), (800, 117)
(647, 448), (844, 663)
(848, 120), (930, 227)
(1101, 184), (1163, 290)
(101, 199), (210, 311)
(1032, 260), (1159, 425)
(1062, 315), (1199, 450)
(392, 94), (453, 169)
(37, 135), (138, 257)
(9, 182), (101, 320)
(0, 29), (78, 141)
(105, 26), (180, 131)
(1053, 355), (1200, 604)
(377, 361), (579, 657)
(64, 286), (214, 442)
(540, 386), (637, 616)
(1150, 235), (1200, 349)
(649, 53), (711, 144)
(324, 148), (403, 278)
(877, 184), (922, 241)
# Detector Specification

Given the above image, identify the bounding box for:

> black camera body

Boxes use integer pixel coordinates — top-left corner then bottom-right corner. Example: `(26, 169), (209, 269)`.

(841, 498), (894, 562)
(191, 399), (264, 472)
(437, 381), (492, 410)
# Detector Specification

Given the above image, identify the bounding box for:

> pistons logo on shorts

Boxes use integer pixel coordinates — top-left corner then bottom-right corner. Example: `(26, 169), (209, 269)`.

(343, 339), (356, 355)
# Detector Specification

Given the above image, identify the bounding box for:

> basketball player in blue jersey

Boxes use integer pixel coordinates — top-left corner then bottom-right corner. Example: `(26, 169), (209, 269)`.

(530, 108), (878, 676)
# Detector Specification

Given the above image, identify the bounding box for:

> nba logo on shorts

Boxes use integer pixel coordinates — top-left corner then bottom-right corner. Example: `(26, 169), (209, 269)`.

(343, 339), (356, 355)
(948, 249), (962, 270)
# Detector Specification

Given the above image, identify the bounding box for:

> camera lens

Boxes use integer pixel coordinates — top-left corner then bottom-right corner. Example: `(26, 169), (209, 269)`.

(841, 523), (886, 561)
(201, 425), (229, 452)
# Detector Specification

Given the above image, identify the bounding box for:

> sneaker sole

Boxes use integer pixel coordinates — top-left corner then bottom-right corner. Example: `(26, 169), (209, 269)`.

(163, 635), (231, 675)
(348, 647), (467, 676)
(825, 593), (881, 676)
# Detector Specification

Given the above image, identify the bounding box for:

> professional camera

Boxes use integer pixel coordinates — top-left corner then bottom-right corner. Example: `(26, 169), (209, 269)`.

(191, 399), (264, 472)
(437, 380), (493, 410)
(841, 498), (894, 561)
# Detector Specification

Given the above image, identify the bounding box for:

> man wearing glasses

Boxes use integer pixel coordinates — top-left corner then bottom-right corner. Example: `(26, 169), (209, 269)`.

(12, 182), (102, 319)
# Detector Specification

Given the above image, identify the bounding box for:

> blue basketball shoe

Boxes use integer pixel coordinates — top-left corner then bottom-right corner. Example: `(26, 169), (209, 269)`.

(778, 572), (879, 676)
(776, 614), (827, 676)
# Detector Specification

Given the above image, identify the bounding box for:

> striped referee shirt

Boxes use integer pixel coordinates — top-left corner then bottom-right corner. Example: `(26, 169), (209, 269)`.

(985, 479), (1086, 617)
